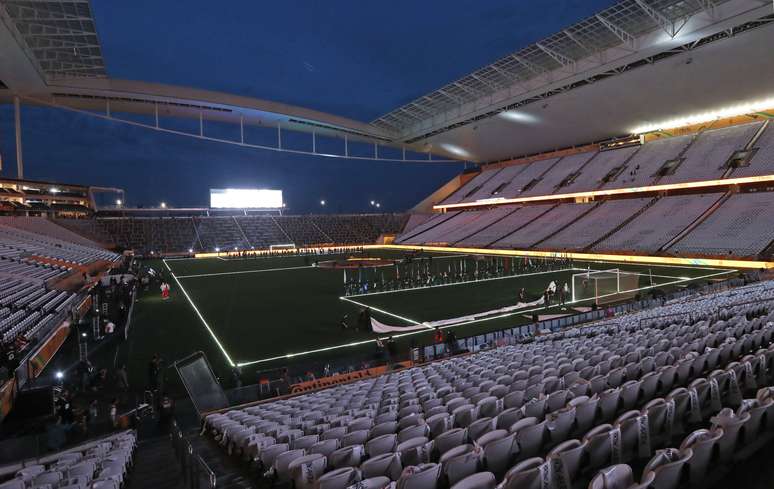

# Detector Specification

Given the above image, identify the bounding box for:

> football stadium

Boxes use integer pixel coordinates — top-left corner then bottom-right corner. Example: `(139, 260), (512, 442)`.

(1, 1), (774, 488)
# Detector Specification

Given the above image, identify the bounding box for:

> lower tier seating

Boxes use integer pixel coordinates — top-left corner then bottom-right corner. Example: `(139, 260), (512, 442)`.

(203, 280), (774, 489)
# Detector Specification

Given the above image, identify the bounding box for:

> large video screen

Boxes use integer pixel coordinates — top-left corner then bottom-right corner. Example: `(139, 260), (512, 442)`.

(210, 188), (283, 208)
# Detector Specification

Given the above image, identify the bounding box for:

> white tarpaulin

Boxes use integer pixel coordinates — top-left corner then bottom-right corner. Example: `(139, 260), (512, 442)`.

(370, 318), (431, 334)
(370, 296), (545, 333)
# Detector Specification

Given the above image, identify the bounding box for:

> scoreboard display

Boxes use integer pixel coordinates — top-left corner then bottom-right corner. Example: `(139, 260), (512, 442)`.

(210, 188), (283, 208)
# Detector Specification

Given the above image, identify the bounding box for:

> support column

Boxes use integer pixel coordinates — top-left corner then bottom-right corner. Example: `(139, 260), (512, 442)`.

(14, 96), (23, 179)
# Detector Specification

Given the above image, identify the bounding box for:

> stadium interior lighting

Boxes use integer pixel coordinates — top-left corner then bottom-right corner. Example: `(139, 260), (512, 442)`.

(320, 200), (326, 206)
(160, 202), (167, 208)
(210, 188), (283, 209)
(439, 143), (472, 159)
(55, 371), (63, 379)
(434, 174), (774, 210)
(376, 203), (381, 208)
(499, 110), (540, 124)
(370, 200), (375, 206)
(215, 247), (220, 252)
(50, 187), (59, 193)
(81, 332), (87, 337)
(115, 199), (122, 206)
(631, 96), (774, 134)
(188, 248), (193, 253)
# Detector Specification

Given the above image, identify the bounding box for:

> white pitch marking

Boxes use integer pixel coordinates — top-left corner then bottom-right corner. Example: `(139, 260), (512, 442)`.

(339, 296), (429, 327)
(176, 265), (314, 279)
(162, 259), (236, 367)
(236, 268), (736, 367)
(347, 268), (579, 298)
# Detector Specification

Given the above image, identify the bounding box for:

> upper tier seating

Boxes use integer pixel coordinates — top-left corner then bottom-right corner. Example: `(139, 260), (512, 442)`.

(731, 121), (774, 177)
(595, 194), (723, 253)
(560, 146), (639, 193)
(519, 153), (595, 197)
(668, 191), (774, 257)
(442, 170), (504, 205)
(0, 430), (136, 489)
(204, 280), (774, 489)
(461, 165), (528, 203)
(658, 121), (762, 184)
(603, 135), (691, 189)
(497, 158), (560, 199)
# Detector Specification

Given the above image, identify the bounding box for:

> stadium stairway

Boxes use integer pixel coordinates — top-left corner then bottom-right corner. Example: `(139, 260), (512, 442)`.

(127, 435), (186, 489)
(186, 431), (256, 489)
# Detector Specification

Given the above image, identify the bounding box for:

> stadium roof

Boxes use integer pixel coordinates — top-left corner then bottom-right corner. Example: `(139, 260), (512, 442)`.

(0, 0), (106, 80)
(0, 0), (773, 163)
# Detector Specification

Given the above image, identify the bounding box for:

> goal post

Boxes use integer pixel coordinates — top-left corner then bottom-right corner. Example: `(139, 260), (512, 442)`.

(269, 243), (297, 252)
(571, 268), (641, 304)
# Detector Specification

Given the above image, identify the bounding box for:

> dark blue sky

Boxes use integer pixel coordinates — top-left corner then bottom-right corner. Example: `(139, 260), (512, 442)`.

(0, 0), (616, 212)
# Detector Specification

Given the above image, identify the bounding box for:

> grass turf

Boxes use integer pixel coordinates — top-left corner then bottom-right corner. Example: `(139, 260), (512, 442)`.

(125, 251), (736, 387)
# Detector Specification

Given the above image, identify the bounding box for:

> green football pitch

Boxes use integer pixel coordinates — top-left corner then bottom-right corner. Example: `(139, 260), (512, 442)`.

(124, 249), (738, 387)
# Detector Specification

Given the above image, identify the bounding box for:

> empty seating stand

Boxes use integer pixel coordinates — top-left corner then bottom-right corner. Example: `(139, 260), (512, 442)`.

(0, 430), (136, 489)
(203, 280), (774, 489)
(668, 192), (774, 257)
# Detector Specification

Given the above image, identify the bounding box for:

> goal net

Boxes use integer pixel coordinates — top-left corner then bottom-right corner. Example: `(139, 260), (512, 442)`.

(269, 243), (297, 252)
(571, 268), (641, 305)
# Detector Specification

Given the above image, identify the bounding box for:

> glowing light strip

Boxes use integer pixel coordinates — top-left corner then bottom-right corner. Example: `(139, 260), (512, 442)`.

(347, 268), (579, 298)
(163, 259), (235, 367)
(176, 265), (313, 279)
(339, 296), (427, 327)
(367, 244), (774, 270)
(194, 245), (368, 259)
(432, 174), (774, 211)
(235, 267), (736, 367)
(631, 98), (774, 134)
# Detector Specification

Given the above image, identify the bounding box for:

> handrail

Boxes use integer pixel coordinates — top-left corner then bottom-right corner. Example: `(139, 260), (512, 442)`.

(171, 422), (216, 489)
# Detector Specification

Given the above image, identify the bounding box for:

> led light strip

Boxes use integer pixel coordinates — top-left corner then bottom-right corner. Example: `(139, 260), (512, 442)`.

(162, 259), (236, 367)
(176, 265), (313, 279)
(339, 296), (428, 327)
(433, 174), (774, 211)
(346, 267), (579, 298)
(235, 268), (736, 367)
(366, 244), (774, 270)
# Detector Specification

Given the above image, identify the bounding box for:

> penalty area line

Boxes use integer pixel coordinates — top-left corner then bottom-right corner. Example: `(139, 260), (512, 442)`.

(176, 265), (314, 279)
(162, 259), (236, 367)
(235, 269), (736, 368)
(339, 296), (430, 328)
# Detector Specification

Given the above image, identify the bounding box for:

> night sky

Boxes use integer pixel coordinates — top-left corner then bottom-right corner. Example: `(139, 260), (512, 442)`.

(0, 0), (616, 213)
